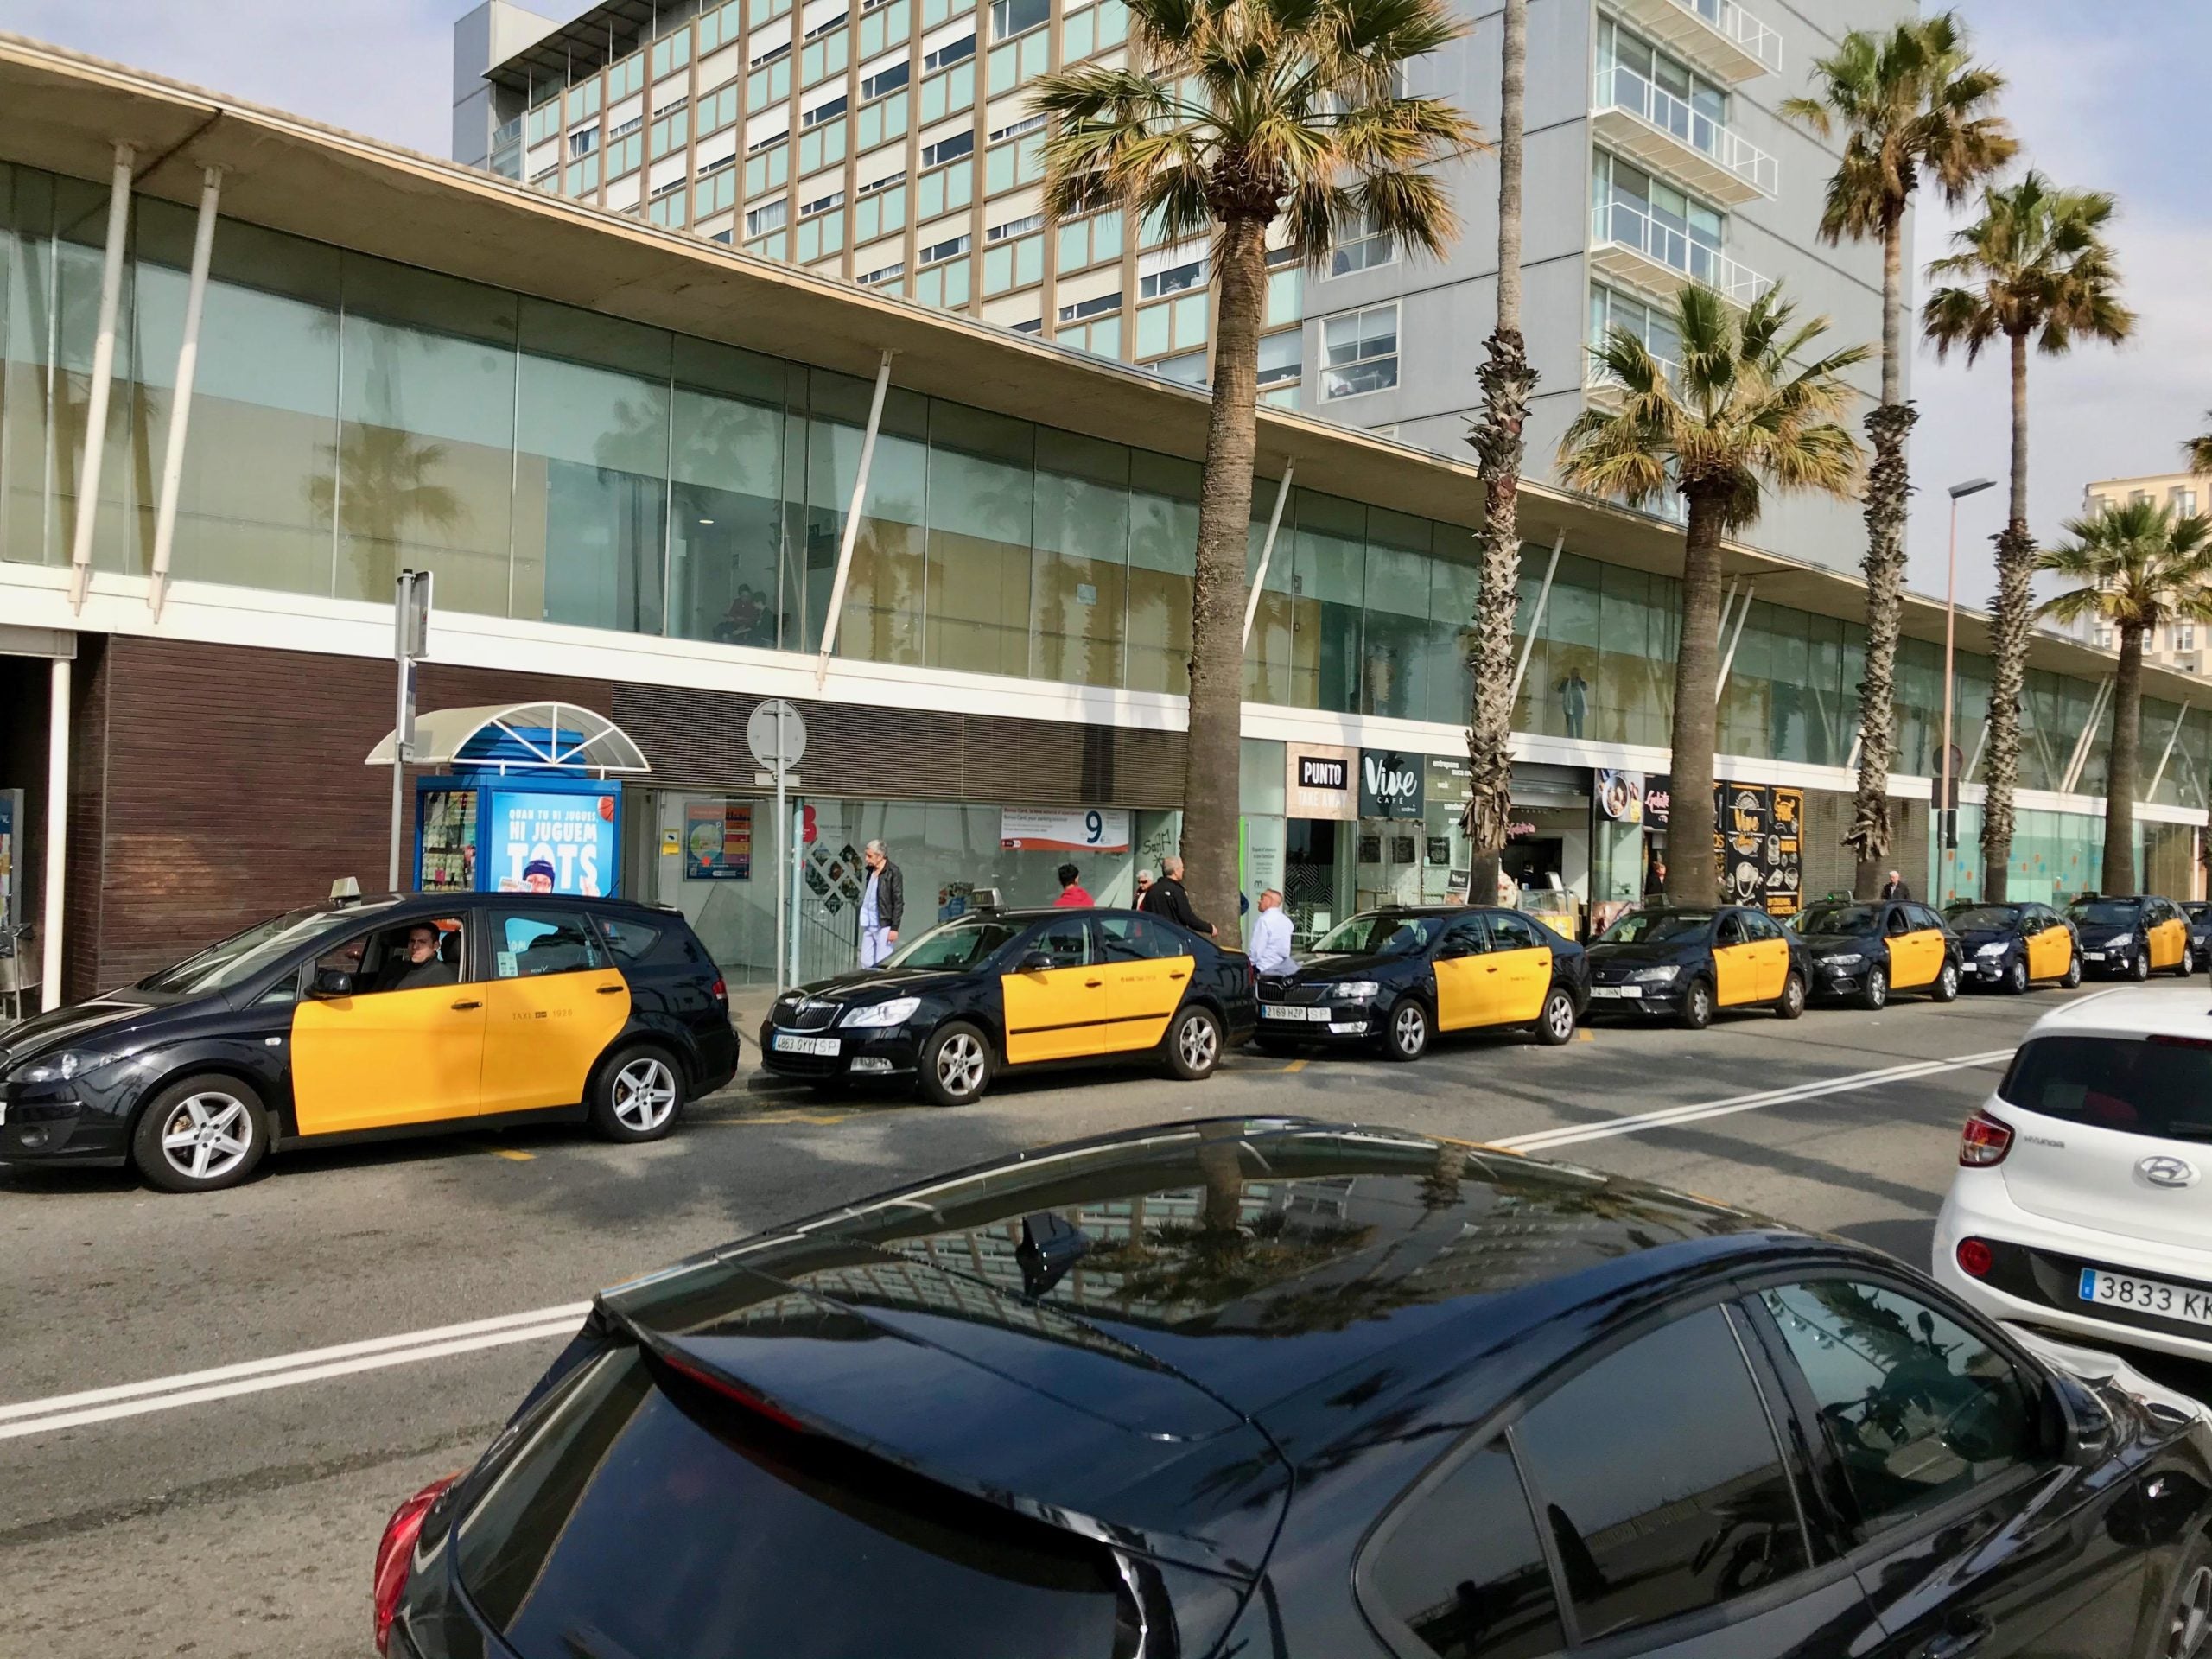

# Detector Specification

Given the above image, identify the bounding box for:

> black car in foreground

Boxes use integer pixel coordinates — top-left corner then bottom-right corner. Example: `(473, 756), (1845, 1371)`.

(757, 907), (1253, 1105)
(1942, 899), (2083, 994)
(1794, 898), (1964, 1008)
(1254, 905), (1588, 1059)
(376, 1116), (2212, 1659)
(1586, 903), (1808, 1027)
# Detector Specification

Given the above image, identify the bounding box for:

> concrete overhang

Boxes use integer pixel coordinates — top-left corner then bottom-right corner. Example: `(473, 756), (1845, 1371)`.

(1, 30), (2205, 717)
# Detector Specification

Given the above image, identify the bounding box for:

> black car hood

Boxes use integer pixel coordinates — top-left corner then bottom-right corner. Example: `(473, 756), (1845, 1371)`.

(1275, 949), (1415, 982)
(1951, 926), (2016, 950)
(1586, 939), (1694, 964)
(784, 966), (977, 1003)
(1797, 931), (1884, 955)
(0, 993), (169, 1065)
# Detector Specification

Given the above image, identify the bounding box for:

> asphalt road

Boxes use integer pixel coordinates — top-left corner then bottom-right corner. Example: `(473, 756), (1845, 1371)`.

(3, 980), (2198, 1657)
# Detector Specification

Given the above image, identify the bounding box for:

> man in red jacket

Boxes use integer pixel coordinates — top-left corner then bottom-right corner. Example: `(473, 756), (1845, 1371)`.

(1052, 862), (1094, 907)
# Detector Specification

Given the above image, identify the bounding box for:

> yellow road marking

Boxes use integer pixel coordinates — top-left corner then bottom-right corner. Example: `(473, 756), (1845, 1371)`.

(1283, 1058), (1308, 1073)
(700, 1109), (862, 1127)
(1576, 1027), (1594, 1042)
(478, 1145), (535, 1161)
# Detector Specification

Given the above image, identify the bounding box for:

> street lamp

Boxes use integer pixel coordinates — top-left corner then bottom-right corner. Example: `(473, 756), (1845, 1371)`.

(1942, 478), (1998, 877)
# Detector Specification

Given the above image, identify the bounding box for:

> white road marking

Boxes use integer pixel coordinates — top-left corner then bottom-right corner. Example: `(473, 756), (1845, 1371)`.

(0, 1046), (2016, 1442)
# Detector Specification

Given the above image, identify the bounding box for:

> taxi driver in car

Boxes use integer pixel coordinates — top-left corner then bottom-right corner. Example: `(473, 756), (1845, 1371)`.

(389, 924), (458, 991)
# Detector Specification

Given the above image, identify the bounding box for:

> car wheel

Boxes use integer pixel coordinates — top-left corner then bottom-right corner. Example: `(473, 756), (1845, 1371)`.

(590, 1046), (684, 1142)
(1679, 978), (1713, 1031)
(918, 1021), (994, 1106)
(131, 1075), (269, 1194)
(2179, 944), (2197, 979)
(2146, 1532), (2212, 1659)
(1859, 965), (1889, 1011)
(1775, 971), (1807, 1020)
(1533, 987), (1577, 1046)
(2005, 957), (2030, 995)
(1382, 998), (1430, 1061)
(1254, 1035), (1300, 1058)
(2133, 947), (2152, 982)
(1164, 1005), (1224, 1080)
(1931, 960), (1961, 1003)
(2063, 950), (2083, 988)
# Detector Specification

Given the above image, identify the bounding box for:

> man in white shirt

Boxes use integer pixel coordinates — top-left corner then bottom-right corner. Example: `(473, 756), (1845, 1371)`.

(1249, 887), (1294, 976)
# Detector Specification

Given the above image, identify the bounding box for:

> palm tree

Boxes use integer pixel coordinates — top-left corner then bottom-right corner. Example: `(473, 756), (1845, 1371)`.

(1923, 173), (2133, 902)
(1558, 285), (1868, 906)
(1783, 12), (2014, 896)
(1461, 0), (1529, 906)
(1032, 0), (1482, 929)
(2184, 417), (2212, 477)
(308, 424), (467, 595)
(2037, 502), (2212, 894)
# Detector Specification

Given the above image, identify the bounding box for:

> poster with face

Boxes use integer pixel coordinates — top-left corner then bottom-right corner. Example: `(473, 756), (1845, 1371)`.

(492, 791), (619, 897)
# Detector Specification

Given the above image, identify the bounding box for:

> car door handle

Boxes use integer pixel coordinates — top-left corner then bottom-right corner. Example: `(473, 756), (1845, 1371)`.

(451, 1000), (483, 1011)
(597, 985), (625, 995)
(1918, 1618), (1993, 1659)
(1168, 971), (1187, 981)
(1084, 979), (1103, 988)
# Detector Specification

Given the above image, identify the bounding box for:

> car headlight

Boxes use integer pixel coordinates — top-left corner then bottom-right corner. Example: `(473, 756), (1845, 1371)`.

(13, 1049), (99, 1084)
(1975, 943), (2008, 958)
(1628, 965), (1681, 984)
(1331, 981), (1381, 1000)
(1825, 952), (1866, 969)
(841, 996), (921, 1029)
(2100, 935), (2131, 951)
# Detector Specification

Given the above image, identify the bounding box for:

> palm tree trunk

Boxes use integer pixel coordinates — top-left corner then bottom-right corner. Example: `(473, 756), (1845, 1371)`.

(1180, 212), (1268, 931)
(1463, 0), (1531, 903)
(1980, 327), (2033, 902)
(2102, 621), (2144, 894)
(1668, 484), (1727, 907)
(1847, 208), (1916, 897)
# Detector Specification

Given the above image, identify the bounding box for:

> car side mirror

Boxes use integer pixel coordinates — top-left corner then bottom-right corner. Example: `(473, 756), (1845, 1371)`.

(1019, 950), (1056, 973)
(309, 968), (355, 999)
(2045, 1373), (2114, 1468)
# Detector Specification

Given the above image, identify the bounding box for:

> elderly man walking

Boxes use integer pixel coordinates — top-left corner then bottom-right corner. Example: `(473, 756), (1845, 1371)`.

(857, 839), (904, 969)
(1248, 888), (1294, 976)
(1147, 855), (1214, 937)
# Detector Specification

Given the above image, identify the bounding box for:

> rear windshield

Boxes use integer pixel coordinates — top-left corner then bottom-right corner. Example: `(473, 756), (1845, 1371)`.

(1999, 1035), (2212, 1138)
(455, 1344), (1133, 1659)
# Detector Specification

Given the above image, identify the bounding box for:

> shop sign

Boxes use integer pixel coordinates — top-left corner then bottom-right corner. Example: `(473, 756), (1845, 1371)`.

(1644, 773), (1671, 828)
(492, 790), (618, 897)
(1287, 743), (1357, 820)
(1358, 750), (1425, 820)
(1426, 753), (1472, 806)
(1714, 782), (1804, 917)
(1000, 807), (1132, 852)
(683, 801), (753, 880)
(1596, 768), (1647, 825)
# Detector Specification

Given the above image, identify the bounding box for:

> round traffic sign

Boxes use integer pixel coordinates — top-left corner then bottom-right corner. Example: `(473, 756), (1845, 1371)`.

(747, 698), (807, 769)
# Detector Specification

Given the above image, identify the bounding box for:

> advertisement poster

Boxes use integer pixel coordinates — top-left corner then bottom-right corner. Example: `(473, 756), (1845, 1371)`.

(1357, 750), (1425, 820)
(493, 791), (618, 897)
(0, 786), (19, 936)
(1713, 782), (1804, 917)
(683, 801), (753, 880)
(1595, 769), (1646, 825)
(1000, 807), (1132, 852)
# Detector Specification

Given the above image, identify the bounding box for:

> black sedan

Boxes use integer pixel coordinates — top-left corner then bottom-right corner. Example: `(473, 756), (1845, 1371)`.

(756, 907), (1254, 1105)
(1586, 904), (1808, 1027)
(1794, 898), (1964, 1008)
(1254, 905), (1588, 1060)
(2186, 902), (2212, 964)
(376, 1116), (2212, 1659)
(1942, 899), (2083, 993)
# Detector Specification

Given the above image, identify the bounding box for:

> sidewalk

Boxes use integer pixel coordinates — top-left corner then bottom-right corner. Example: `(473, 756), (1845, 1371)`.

(719, 982), (805, 1097)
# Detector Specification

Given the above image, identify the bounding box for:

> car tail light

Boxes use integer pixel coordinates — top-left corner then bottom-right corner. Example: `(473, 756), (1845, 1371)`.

(659, 1349), (811, 1433)
(709, 976), (728, 1002)
(2151, 1034), (2212, 1052)
(1955, 1236), (1995, 1278)
(373, 1474), (458, 1656)
(1959, 1113), (2014, 1167)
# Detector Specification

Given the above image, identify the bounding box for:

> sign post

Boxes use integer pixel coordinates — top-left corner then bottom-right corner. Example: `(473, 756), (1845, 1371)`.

(747, 698), (808, 992)
(390, 569), (432, 891)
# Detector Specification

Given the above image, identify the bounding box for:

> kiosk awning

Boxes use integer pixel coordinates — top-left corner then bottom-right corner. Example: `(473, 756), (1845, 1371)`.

(365, 702), (650, 775)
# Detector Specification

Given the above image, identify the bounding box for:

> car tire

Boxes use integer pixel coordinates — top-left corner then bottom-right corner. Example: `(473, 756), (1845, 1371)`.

(131, 1074), (269, 1194)
(2141, 1529), (2212, 1659)
(2005, 957), (2030, 995)
(2063, 950), (2083, 989)
(1533, 987), (1577, 1046)
(1254, 1035), (1300, 1058)
(1163, 1005), (1224, 1080)
(918, 1021), (994, 1107)
(1679, 978), (1713, 1031)
(1382, 998), (1430, 1061)
(2179, 944), (2197, 979)
(1931, 960), (1961, 1003)
(1859, 965), (1889, 1012)
(589, 1045), (685, 1142)
(2132, 947), (2152, 982)
(1775, 972), (1807, 1020)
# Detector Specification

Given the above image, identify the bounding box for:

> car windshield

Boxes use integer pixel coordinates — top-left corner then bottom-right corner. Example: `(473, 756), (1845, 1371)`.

(134, 906), (383, 995)
(1798, 905), (1881, 938)
(882, 918), (1024, 969)
(1945, 906), (2019, 931)
(2069, 900), (2141, 928)
(1598, 910), (1712, 946)
(2188, 904), (2209, 922)
(1312, 913), (1444, 957)
(1999, 1035), (2212, 1140)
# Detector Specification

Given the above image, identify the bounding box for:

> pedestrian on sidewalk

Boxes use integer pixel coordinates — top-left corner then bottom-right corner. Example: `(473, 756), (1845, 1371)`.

(1249, 888), (1294, 976)
(1133, 869), (1156, 910)
(1148, 855), (1215, 937)
(1881, 869), (1913, 901)
(858, 840), (904, 968)
(1052, 862), (1094, 907)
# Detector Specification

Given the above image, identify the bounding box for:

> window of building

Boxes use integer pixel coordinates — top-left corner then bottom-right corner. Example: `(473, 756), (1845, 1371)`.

(1326, 211), (1395, 278)
(992, 0), (1051, 38)
(800, 190), (846, 217)
(2096, 627), (2114, 651)
(1057, 209), (1124, 272)
(747, 198), (790, 236)
(1599, 17), (1729, 158)
(2132, 490), (2154, 506)
(920, 232), (971, 264)
(989, 112), (1047, 143)
(1365, 1440), (1562, 1659)
(804, 95), (848, 126)
(858, 261), (905, 285)
(1009, 317), (1043, 334)
(1592, 152), (1726, 286)
(1138, 253), (1206, 299)
(2173, 487), (2198, 516)
(1257, 329), (1300, 386)
(752, 37), (792, 67)
(860, 170), (906, 194)
(569, 128), (599, 156)
(861, 59), (910, 99)
(925, 29), (976, 69)
(988, 213), (1045, 241)
(2178, 625), (2196, 652)
(1148, 350), (1208, 387)
(1058, 289), (1122, 322)
(921, 129), (974, 166)
(1321, 304), (1397, 399)
(608, 113), (644, 142)
(1588, 283), (1681, 380)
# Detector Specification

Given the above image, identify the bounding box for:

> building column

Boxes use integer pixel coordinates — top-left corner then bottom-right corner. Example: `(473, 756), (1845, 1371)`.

(41, 656), (69, 1010)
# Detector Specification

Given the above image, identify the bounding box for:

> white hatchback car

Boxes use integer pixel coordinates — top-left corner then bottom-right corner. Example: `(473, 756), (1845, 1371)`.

(1936, 987), (2212, 1363)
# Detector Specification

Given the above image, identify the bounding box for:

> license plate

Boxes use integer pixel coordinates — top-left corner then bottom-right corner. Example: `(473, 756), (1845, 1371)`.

(2086, 951), (2106, 962)
(1590, 985), (1642, 1000)
(1262, 1004), (1329, 1021)
(772, 1032), (840, 1057)
(2079, 1268), (2212, 1323)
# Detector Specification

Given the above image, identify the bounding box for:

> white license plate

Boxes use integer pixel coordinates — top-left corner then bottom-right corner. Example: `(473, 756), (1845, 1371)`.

(2080, 1268), (2212, 1323)
(1262, 1004), (1330, 1021)
(772, 1032), (841, 1057)
(1590, 985), (1642, 1000)
(2086, 951), (2107, 962)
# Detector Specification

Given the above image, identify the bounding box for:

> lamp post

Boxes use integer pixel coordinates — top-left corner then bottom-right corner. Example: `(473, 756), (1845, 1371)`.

(1942, 478), (1997, 882)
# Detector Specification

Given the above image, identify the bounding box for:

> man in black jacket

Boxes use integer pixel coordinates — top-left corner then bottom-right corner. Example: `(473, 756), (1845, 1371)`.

(1148, 855), (1215, 937)
(859, 840), (905, 968)
(1880, 870), (1912, 901)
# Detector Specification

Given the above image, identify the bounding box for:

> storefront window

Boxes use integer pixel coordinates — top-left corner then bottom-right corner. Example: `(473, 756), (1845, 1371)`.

(667, 342), (795, 649)
(1292, 491), (1365, 714)
(1358, 508), (1436, 720)
(809, 374), (930, 664)
(925, 400), (1033, 678)
(1126, 452), (1197, 695)
(1030, 429), (1128, 685)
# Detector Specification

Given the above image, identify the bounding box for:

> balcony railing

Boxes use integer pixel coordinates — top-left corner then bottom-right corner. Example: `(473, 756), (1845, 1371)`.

(1591, 200), (1772, 306)
(1585, 347), (1682, 404)
(1594, 63), (1778, 200)
(493, 114), (524, 148)
(1665, 0), (1781, 72)
(1609, 0), (1781, 84)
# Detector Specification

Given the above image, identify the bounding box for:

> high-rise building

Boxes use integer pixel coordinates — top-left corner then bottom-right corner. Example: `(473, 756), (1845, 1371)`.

(452, 0), (1904, 574)
(2079, 469), (2212, 675)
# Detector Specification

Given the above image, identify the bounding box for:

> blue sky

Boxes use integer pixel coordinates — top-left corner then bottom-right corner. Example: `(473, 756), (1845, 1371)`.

(0, 0), (2203, 608)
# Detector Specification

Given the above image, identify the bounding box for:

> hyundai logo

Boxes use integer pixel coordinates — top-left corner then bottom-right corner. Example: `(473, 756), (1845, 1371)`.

(2139, 1154), (2201, 1190)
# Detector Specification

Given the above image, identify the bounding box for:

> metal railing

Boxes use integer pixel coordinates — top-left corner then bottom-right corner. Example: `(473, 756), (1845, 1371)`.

(492, 114), (523, 148)
(1596, 64), (1778, 196)
(1667, 0), (1783, 73)
(1585, 347), (1683, 397)
(1591, 200), (1773, 305)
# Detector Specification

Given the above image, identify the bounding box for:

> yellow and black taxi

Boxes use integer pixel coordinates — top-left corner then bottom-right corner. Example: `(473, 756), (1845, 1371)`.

(1586, 904), (1808, 1028)
(0, 894), (736, 1193)
(758, 906), (1255, 1105)
(1941, 899), (2082, 994)
(2066, 893), (2197, 979)
(1793, 897), (1964, 1008)
(1254, 905), (1588, 1059)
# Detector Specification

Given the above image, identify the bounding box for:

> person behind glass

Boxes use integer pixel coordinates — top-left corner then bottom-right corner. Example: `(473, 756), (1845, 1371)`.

(858, 840), (904, 969)
(390, 924), (456, 990)
(1052, 862), (1094, 907)
(1249, 888), (1294, 976)
(1132, 869), (1156, 911)
(1147, 855), (1214, 937)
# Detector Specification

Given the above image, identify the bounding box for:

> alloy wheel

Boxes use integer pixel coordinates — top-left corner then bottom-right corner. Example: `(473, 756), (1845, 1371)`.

(937, 1032), (987, 1096)
(612, 1057), (677, 1133)
(1544, 992), (1574, 1041)
(1394, 1005), (1426, 1056)
(1178, 1013), (1219, 1072)
(160, 1092), (254, 1184)
(2171, 1564), (2212, 1659)
(2009, 959), (2029, 994)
